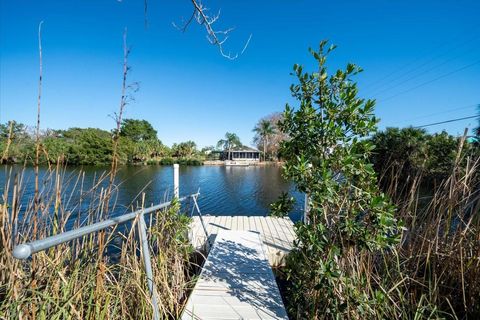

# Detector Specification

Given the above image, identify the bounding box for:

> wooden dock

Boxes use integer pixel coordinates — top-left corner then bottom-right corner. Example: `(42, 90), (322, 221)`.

(182, 230), (289, 320)
(189, 216), (295, 267)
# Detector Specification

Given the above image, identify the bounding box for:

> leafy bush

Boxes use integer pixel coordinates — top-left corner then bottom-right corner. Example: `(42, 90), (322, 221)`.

(146, 159), (158, 165)
(159, 157), (175, 165)
(158, 157), (204, 166)
(269, 191), (295, 217)
(277, 41), (401, 318)
(176, 158), (203, 166)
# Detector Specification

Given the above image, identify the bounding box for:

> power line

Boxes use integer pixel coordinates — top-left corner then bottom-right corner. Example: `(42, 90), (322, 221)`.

(380, 59), (480, 102)
(399, 104), (478, 123)
(372, 46), (478, 97)
(413, 115), (478, 128)
(364, 27), (480, 92)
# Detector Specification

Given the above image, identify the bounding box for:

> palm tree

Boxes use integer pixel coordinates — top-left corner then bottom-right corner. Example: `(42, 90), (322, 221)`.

(253, 120), (275, 161)
(217, 132), (241, 160)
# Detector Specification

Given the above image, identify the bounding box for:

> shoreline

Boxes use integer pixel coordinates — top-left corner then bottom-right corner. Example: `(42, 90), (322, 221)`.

(1, 160), (285, 167)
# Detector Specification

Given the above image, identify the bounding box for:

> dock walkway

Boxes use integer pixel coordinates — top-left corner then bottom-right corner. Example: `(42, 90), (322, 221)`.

(189, 216), (295, 267)
(182, 230), (289, 320)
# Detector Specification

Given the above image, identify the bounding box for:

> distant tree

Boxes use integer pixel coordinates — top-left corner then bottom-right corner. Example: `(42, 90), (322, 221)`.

(119, 119), (157, 141)
(201, 145), (215, 154)
(0, 121), (27, 139)
(42, 137), (70, 163)
(252, 113), (288, 160)
(425, 131), (458, 180)
(65, 128), (112, 165)
(370, 127), (466, 191)
(1, 121), (28, 162)
(146, 139), (169, 158)
(0, 121), (33, 163)
(172, 141), (197, 158)
(119, 136), (168, 163)
(216, 132), (241, 160)
(253, 119), (275, 161)
(370, 127), (428, 180)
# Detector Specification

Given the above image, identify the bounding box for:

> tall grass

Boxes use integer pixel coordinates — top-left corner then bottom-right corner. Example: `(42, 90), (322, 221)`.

(0, 164), (196, 319)
(373, 148), (480, 318)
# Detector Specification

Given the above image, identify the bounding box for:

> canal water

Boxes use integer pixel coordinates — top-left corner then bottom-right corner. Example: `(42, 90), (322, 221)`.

(1, 165), (304, 223)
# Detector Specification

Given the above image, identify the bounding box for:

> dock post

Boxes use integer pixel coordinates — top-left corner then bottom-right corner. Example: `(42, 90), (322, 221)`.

(173, 163), (179, 198)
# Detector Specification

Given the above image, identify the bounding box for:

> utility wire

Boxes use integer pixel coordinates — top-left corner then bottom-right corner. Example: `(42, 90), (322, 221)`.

(413, 115), (478, 128)
(380, 59), (480, 102)
(400, 104), (478, 123)
(372, 46), (478, 97)
(364, 28), (480, 92)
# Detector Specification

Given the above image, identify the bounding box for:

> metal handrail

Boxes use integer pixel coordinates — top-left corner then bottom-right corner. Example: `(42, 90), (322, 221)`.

(13, 193), (199, 260)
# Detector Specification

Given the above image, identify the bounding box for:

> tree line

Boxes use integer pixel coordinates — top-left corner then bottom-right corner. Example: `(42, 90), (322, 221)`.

(0, 119), (213, 166)
(2, 113), (478, 171)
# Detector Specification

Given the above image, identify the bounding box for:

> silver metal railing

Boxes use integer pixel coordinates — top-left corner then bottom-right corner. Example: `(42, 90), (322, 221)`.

(12, 193), (198, 260)
(12, 164), (209, 320)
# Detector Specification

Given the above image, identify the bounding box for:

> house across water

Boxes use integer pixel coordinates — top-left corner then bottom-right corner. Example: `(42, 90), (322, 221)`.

(204, 146), (261, 165)
(223, 146), (260, 165)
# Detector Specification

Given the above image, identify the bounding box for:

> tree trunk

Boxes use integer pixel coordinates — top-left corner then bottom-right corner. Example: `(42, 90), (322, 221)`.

(266, 137), (269, 161)
(263, 138), (266, 162)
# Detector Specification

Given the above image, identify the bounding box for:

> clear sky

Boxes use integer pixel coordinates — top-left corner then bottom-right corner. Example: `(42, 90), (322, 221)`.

(1, 0), (479, 148)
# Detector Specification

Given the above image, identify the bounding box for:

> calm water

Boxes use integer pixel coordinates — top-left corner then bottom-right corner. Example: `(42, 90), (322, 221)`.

(1, 165), (304, 223)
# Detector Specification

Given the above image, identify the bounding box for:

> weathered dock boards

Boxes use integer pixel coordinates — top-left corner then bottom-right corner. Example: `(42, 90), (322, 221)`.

(189, 216), (295, 266)
(182, 230), (288, 320)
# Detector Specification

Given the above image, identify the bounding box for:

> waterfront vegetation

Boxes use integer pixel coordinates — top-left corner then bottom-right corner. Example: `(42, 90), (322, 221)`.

(1, 43), (480, 320)
(0, 163), (197, 319)
(272, 42), (480, 319)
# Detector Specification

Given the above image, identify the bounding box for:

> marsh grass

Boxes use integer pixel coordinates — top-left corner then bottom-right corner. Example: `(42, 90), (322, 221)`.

(0, 164), (197, 319)
(373, 150), (480, 318)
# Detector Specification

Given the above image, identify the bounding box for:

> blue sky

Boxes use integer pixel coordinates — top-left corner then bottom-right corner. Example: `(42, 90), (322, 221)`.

(1, 0), (479, 148)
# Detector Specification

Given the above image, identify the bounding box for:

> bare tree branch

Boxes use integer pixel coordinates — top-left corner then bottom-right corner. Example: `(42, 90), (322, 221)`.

(173, 0), (252, 60)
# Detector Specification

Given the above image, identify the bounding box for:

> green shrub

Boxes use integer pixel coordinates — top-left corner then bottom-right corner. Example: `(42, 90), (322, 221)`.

(185, 158), (203, 166)
(159, 157), (174, 165)
(269, 192), (295, 217)
(277, 41), (400, 319)
(146, 159), (158, 165)
(162, 158), (203, 166)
